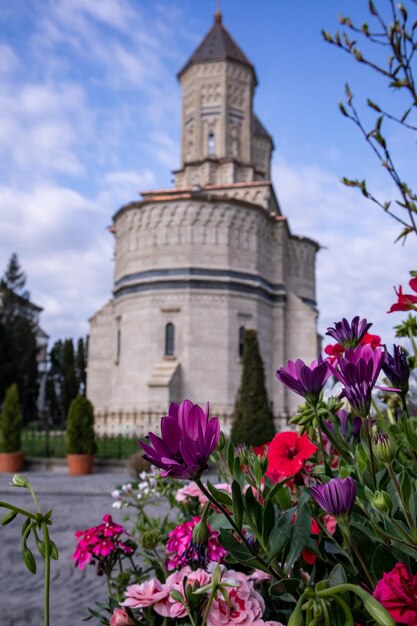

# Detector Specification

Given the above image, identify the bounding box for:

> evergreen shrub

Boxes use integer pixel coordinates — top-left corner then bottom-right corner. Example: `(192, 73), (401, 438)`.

(65, 395), (97, 455)
(0, 383), (22, 453)
(231, 329), (276, 446)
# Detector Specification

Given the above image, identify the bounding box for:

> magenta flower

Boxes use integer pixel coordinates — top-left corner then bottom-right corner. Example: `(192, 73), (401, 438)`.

(165, 516), (227, 570)
(326, 316), (372, 349)
(311, 477), (356, 516)
(72, 514), (135, 571)
(276, 357), (331, 406)
(140, 400), (220, 479)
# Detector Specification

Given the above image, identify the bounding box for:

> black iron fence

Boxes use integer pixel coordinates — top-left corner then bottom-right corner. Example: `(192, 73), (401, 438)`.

(21, 430), (139, 460)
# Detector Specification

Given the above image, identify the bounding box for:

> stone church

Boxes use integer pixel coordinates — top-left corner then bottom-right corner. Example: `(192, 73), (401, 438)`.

(87, 11), (319, 435)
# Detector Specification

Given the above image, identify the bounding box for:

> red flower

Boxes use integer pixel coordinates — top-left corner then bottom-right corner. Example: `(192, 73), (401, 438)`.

(360, 332), (382, 349)
(374, 562), (417, 625)
(324, 342), (345, 363)
(265, 431), (317, 482)
(325, 334), (381, 363)
(388, 277), (417, 313)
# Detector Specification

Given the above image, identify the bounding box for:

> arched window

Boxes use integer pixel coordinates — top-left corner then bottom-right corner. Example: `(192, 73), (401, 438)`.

(208, 129), (215, 155)
(165, 322), (175, 356)
(238, 325), (245, 358)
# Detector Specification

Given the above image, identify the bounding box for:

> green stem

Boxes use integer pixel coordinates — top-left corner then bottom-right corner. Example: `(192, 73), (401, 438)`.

(0, 502), (37, 520)
(201, 585), (218, 626)
(338, 520), (374, 590)
(152, 547), (168, 577)
(387, 463), (417, 537)
(196, 480), (284, 579)
(28, 483), (41, 514)
(364, 417), (377, 490)
(320, 420), (353, 464)
(42, 522), (51, 626)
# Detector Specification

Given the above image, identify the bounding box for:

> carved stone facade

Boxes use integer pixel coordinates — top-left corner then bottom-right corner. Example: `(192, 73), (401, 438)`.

(87, 12), (319, 434)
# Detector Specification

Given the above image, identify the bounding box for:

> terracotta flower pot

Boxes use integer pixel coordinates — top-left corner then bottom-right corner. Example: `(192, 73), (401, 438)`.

(0, 451), (25, 473)
(67, 453), (94, 476)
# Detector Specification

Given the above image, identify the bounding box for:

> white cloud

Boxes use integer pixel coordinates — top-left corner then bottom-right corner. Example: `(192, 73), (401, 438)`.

(273, 157), (414, 346)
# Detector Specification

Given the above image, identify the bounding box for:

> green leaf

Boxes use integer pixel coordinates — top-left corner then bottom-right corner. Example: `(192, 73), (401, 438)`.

(371, 545), (398, 580)
(244, 485), (262, 532)
(262, 499), (275, 542)
(1, 510), (18, 525)
(328, 563), (347, 587)
(227, 439), (235, 473)
(286, 501), (312, 570)
(218, 528), (265, 570)
(231, 480), (243, 531)
(207, 481), (233, 508)
(268, 506), (295, 563)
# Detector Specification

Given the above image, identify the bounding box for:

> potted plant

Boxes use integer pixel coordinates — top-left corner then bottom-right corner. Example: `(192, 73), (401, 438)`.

(65, 395), (97, 475)
(0, 383), (24, 473)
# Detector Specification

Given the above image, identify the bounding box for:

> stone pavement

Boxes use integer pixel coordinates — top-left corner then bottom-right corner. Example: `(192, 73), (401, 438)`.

(0, 467), (147, 626)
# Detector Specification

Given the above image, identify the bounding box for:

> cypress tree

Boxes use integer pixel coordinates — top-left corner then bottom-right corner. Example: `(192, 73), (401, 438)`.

(61, 339), (78, 419)
(231, 329), (276, 446)
(0, 383), (22, 452)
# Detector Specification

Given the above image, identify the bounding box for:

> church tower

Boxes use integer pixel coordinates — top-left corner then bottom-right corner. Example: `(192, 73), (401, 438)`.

(87, 11), (319, 435)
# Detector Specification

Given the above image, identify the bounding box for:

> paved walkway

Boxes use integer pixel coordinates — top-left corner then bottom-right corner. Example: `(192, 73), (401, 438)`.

(0, 468), (142, 626)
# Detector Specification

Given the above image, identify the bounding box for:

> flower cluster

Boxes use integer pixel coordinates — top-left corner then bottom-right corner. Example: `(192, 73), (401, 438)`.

(72, 514), (135, 571)
(165, 516), (227, 570)
(121, 565), (284, 626)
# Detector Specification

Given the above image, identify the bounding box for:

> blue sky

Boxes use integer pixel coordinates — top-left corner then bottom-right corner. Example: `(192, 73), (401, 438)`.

(0, 0), (414, 350)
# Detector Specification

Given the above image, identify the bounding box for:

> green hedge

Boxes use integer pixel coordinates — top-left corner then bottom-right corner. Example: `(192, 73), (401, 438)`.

(21, 431), (139, 460)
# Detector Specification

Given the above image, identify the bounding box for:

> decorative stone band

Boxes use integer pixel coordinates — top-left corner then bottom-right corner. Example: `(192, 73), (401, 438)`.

(113, 266), (317, 309)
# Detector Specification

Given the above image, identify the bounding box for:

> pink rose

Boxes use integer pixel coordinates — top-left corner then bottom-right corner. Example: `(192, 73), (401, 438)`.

(206, 570), (265, 626)
(121, 579), (168, 609)
(374, 562), (417, 625)
(110, 608), (133, 626)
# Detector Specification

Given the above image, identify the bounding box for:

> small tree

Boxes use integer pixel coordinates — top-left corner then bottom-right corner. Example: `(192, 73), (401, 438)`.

(231, 329), (276, 446)
(65, 395), (96, 455)
(0, 384), (22, 453)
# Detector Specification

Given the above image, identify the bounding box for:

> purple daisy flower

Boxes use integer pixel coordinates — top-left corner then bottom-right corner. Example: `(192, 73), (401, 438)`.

(276, 356), (331, 406)
(326, 316), (372, 349)
(328, 345), (392, 418)
(311, 477), (356, 516)
(140, 400), (220, 480)
(382, 345), (410, 396)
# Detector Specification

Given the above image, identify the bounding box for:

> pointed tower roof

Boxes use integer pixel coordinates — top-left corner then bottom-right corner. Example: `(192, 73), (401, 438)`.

(178, 11), (258, 84)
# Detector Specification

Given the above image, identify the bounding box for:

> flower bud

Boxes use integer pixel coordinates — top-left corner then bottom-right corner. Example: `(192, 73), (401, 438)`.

(372, 490), (392, 514)
(217, 432), (226, 452)
(374, 433), (395, 464)
(192, 504), (210, 547)
(10, 474), (30, 488)
(141, 529), (161, 550)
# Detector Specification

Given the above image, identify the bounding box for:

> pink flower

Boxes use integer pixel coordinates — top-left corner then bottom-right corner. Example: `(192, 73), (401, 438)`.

(374, 562), (417, 625)
(175, 481), (204, 502)
(206, 570), (265, 626)
(154, 567), (192, 619)
(72, 515), (135, 571)
(165, 516), (227, 570)
(253, 622), (285, 626)
(110, 608), (133, 626)
(121, 579), (168, 609)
